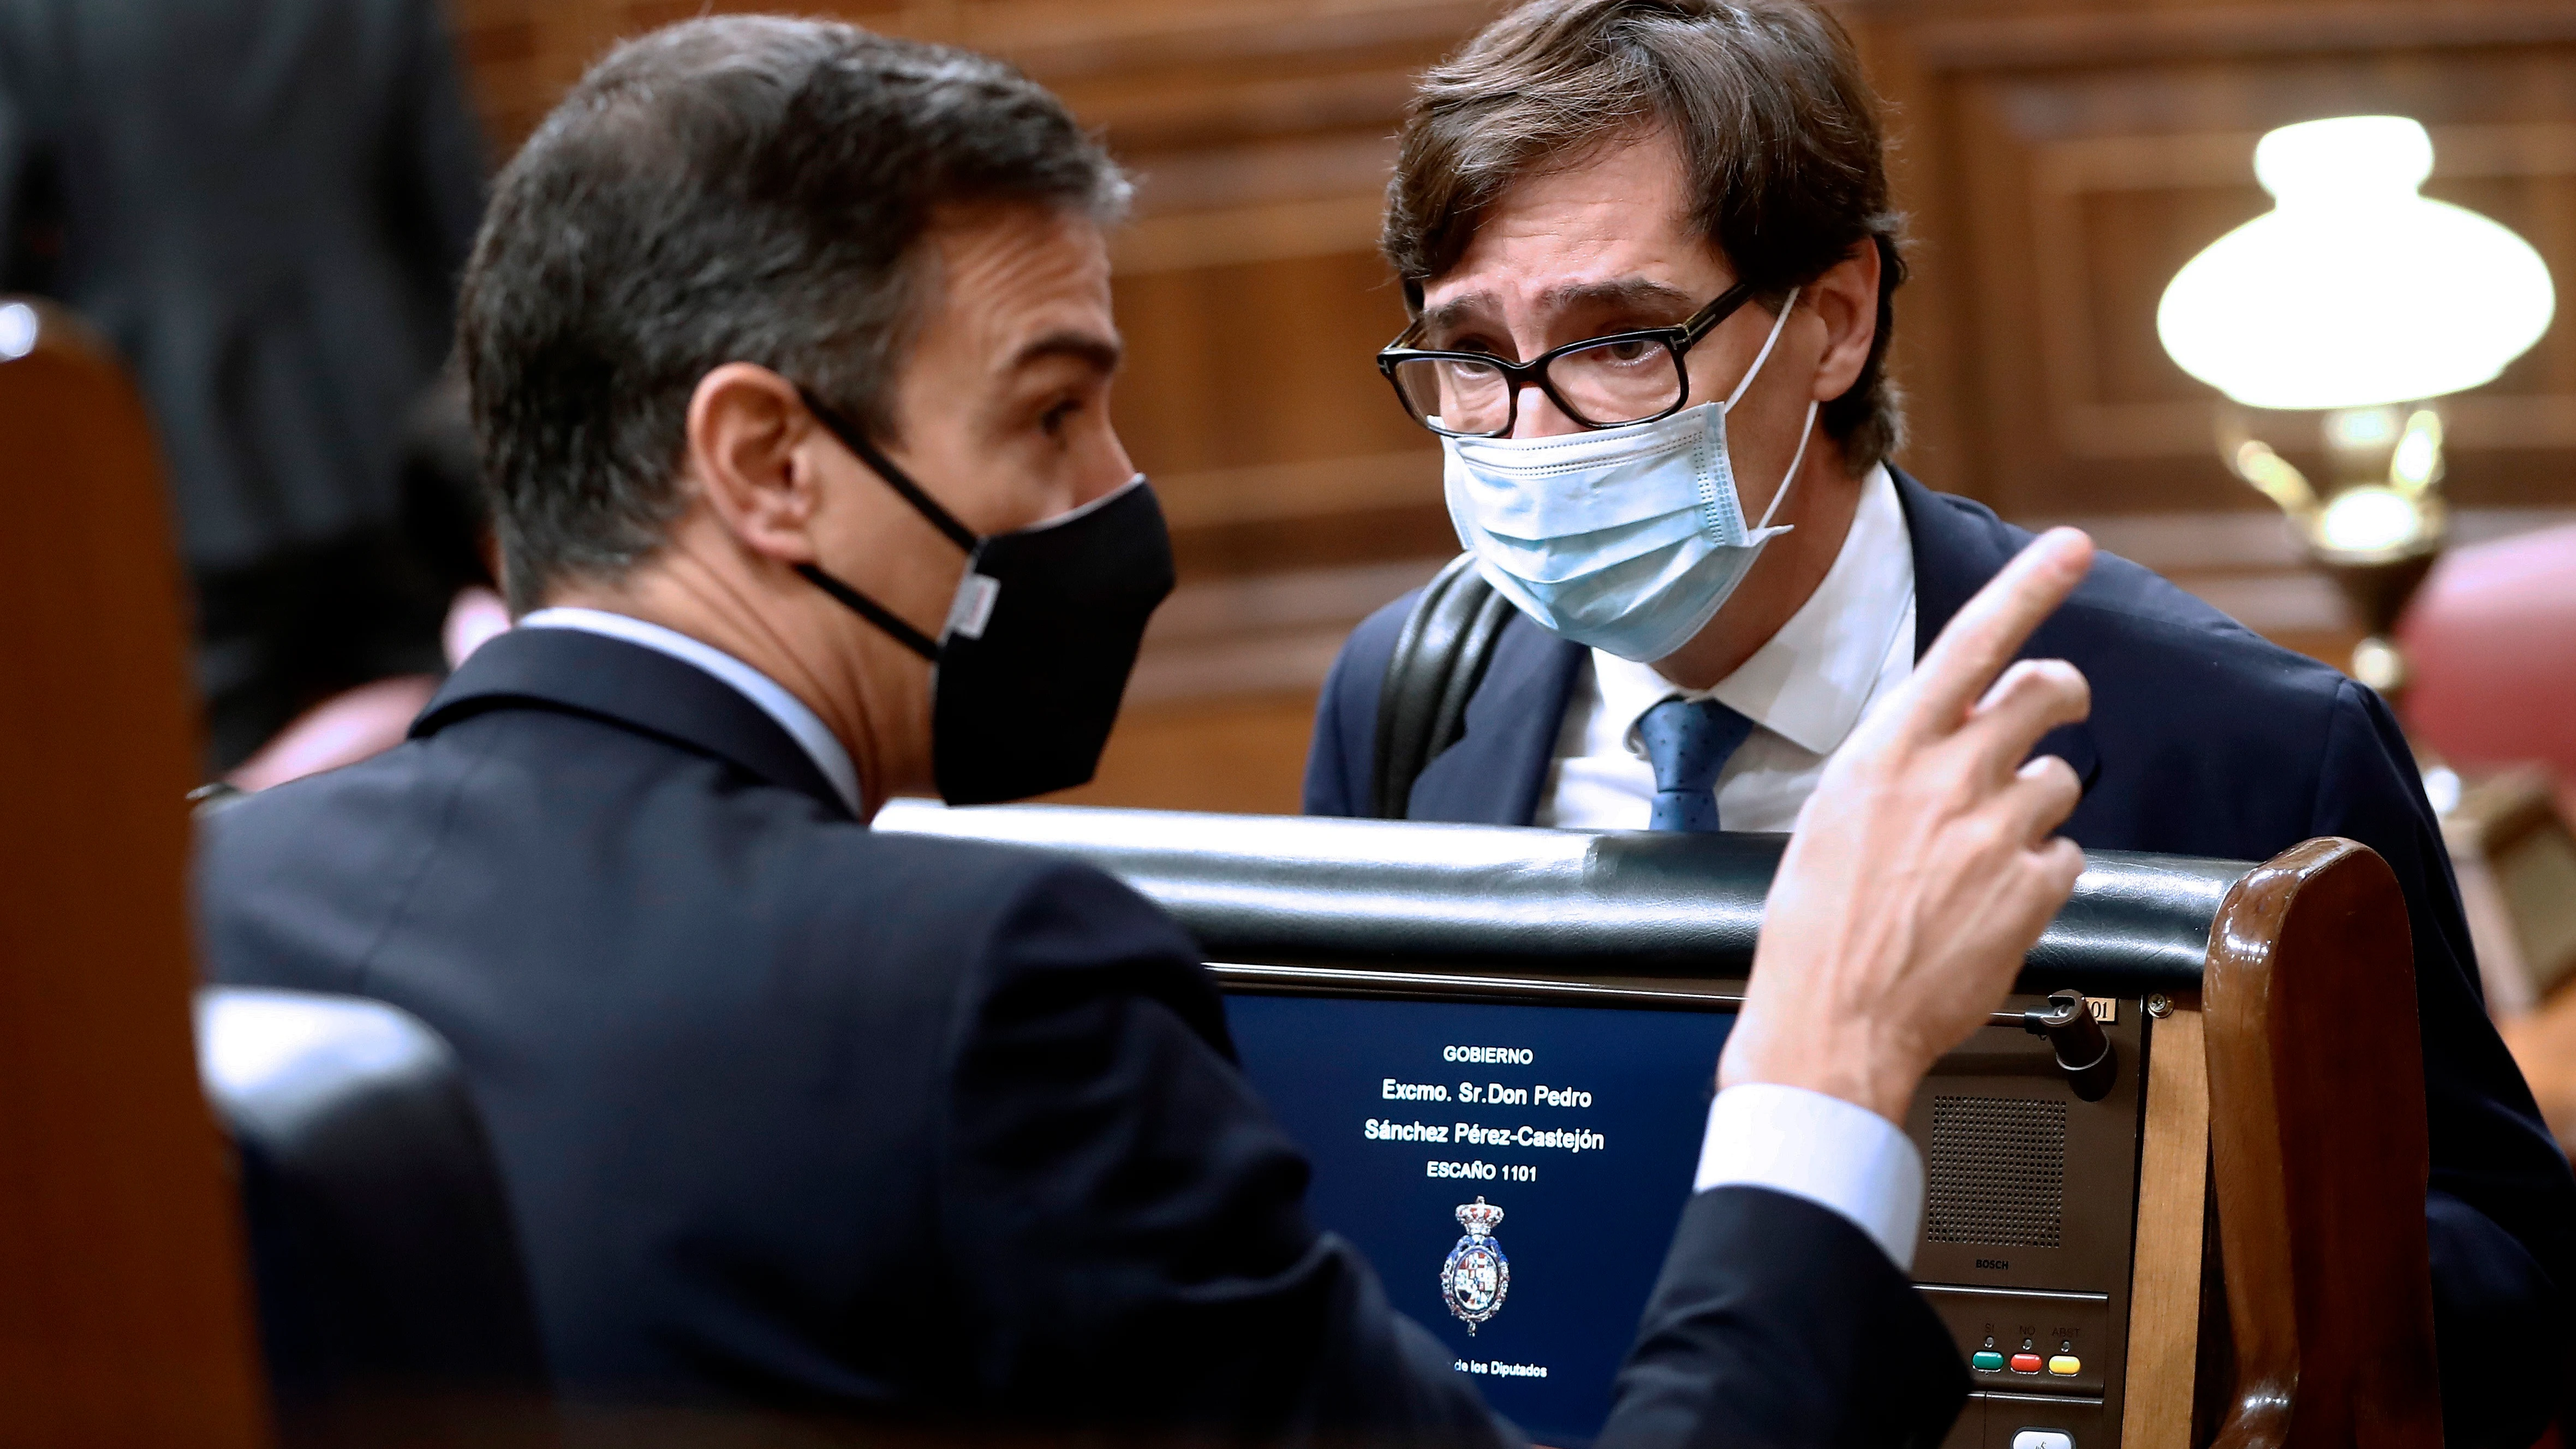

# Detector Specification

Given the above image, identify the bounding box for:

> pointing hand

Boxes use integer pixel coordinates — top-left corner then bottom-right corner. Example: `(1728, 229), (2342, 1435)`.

(1719, 528), (2096, 1122)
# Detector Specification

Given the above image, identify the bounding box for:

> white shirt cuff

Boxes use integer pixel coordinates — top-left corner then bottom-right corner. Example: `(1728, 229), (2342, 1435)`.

(1693, 1082), (1923, 1272)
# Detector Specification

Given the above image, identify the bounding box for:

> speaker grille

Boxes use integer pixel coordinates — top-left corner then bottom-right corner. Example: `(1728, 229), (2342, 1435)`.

(1926, 1096), (2066, 1247)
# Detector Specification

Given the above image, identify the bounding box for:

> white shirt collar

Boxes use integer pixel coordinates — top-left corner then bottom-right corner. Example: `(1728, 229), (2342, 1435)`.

(514, 607), (864, 816)
(1592, 462), (1915, 758)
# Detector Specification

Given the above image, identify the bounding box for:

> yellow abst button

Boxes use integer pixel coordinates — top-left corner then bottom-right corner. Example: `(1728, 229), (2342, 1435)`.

(2047, 1355), (2082, 1377)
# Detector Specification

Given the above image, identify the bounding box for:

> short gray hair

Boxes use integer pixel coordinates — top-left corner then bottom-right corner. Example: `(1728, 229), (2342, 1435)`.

(459, 16), (1130, 609)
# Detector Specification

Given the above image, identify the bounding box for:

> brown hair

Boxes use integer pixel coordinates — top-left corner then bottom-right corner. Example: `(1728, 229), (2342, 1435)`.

(1384, 0), (1907, 470)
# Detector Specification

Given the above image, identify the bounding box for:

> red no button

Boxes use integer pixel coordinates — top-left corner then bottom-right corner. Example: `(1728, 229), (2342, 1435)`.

(2008, 1352), (2044, 1374)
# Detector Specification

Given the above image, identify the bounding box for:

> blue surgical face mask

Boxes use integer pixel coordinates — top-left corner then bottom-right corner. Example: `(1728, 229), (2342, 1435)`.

(1441, 288), (1816, 663)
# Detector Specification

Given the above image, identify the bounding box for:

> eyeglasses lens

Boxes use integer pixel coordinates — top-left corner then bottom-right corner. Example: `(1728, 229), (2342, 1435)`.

(1393, 356), (1508, 436)
(1394, 343), (1684, 435)
(1550, 338), (1685, 427)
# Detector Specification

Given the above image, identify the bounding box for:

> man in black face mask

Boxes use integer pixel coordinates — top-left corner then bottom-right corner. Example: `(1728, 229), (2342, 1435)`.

(196, 15), (2101, 1441)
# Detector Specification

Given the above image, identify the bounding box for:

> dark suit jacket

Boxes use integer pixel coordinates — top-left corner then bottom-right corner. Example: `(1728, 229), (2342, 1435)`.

(0, 0), (484, 571)
(1307, 468), (2576, 1448)
(196, 625), (1969, 1445)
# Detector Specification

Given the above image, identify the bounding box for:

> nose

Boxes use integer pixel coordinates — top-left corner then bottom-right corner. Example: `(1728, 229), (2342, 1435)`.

(1074, 424), (1139, 506)
(1510, 385), (1587, 440)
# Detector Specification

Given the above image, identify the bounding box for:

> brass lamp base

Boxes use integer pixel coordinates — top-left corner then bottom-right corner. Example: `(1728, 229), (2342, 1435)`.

(2309, 534), (2443, 699)
(2220, 403), (2450, 706)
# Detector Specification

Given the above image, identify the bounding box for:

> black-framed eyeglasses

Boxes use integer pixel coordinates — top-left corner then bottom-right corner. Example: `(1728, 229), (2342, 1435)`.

(1375, 279), (1761, 439)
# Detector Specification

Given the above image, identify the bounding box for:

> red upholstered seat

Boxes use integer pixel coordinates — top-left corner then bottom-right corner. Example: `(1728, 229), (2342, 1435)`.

(2399, 523), (2576, 791)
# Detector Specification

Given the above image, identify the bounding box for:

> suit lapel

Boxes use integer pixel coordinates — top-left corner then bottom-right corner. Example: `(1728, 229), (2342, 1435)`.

(412, 627), (856, 818)
(1408, 614), (1587, 825)
(1896, 467), (2007, 665)
(1894, 469), (2100, 788)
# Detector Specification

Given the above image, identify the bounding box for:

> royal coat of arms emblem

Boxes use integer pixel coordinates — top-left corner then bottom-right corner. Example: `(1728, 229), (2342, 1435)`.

(1440, 1197), (1510, 1333)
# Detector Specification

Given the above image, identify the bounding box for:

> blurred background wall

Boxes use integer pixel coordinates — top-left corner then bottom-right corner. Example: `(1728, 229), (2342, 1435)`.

(440, 0), (2576, 814)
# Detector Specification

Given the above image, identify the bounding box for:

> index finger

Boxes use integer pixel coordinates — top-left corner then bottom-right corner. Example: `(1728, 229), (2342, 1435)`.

(1901, 528), (2095, 737)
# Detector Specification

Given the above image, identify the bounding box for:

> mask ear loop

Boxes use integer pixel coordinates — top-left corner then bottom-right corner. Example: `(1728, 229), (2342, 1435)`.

(1721, 285), (1802, 414)
(788, 385), (970, 663)
(1751, 399), (1821, 533)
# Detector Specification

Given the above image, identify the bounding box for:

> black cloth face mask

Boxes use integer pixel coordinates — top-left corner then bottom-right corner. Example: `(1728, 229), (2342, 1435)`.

(791, 387), (1175, 807)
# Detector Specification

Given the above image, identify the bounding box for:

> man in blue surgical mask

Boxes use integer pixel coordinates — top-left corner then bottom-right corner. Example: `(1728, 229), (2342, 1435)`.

(1302, 2), (2575, 1444)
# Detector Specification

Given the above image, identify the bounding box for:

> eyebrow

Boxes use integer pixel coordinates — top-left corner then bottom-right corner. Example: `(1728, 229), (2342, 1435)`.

(1008, 329), (1123, 377)
(1541, 277), (1698, 316)
(1420, 276), (1701, 337)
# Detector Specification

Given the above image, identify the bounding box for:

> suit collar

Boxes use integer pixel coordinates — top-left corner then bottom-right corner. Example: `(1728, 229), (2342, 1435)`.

(413, 627), (857, 819)
(1893, 466), (2013, 660)
(515, 607), (861, 815)
(1408, 613), (1585, 825)
(1892, 468), (2101, 788)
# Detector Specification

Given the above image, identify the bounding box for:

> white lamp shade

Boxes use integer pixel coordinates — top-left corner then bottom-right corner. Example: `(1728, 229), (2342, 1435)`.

(2157, 116), (2555, 411)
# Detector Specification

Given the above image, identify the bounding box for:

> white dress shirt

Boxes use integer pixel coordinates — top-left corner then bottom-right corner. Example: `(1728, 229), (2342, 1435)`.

(1697, 1084), (1923, 1268)
(515, 607), (864, 817)
(1530, 463), (1926, 1268)
(1537, 462), (1916, 835)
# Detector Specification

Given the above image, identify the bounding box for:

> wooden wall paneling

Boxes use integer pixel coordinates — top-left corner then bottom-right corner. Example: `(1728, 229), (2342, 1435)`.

(1115, 253), (1450, 577)
(1854, 0), (2576, 523)
(1045, 691), (1329, 814)
(442, 0), (1498, 156)
(0, 301), (271, 1446)
(438, 0), (2576, 808)
(1843, 11), (1977, 492)
(909, 0), (1492, 82)
(1111, 252), (1423, 486)
(446, 0), (631, 156)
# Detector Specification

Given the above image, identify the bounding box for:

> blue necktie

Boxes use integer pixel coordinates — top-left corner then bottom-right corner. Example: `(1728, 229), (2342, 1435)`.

(1638, 696), (1754, 832)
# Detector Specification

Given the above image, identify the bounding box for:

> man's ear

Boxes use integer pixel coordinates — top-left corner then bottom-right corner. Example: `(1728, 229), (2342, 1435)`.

(1808, 240), (1882, 405)
(684, 363), (824, 565)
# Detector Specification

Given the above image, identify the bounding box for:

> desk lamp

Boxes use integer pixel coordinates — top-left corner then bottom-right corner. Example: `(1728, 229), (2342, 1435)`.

(2156, 115), (2555, 699)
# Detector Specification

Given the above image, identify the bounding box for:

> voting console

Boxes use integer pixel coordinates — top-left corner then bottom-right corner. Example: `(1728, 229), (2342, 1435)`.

(880, 804), (2443, 1449)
